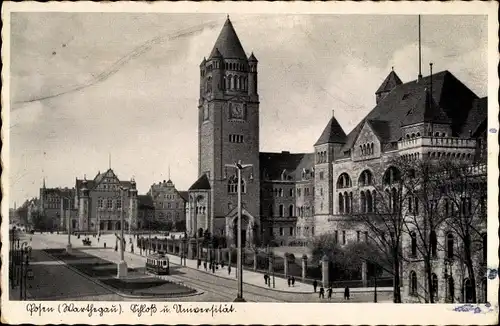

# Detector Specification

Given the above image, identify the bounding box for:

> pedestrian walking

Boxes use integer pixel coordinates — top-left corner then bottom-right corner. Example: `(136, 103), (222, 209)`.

(313, 280), (318, 293)
(228, 265), (232, 275)
(291, 276), (295, 287)
(197, 259), (201, 269)
(203, 261), (207, 271)
(327, 287), (333, 300)
(264, 274), (268, 285)
(287, 276), (291, 287)
(344, 286), (350, 300)
(319, 286), (325, 299)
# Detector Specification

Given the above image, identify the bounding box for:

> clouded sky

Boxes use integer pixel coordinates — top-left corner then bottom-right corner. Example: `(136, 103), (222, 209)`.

(8, 13), (487, 207)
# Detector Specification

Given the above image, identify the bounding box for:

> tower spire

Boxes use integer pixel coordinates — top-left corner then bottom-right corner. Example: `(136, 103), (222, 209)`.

(418, 15), (423, 81)
(108, 153), (111, 170)
(168, 164), (171, 181)
(43, 177), (46, 189)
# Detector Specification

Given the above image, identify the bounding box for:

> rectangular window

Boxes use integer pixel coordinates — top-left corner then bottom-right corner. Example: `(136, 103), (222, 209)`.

(168, 203), (171, 209)
(279, 227), (284, 236)
(320, 188), (323, 196)
(98, 199), (104, 209)
(289, 189), (294, 197)
(364, 231), (368, 242)
(116, 199), (122, 209)
(319, 171), (324, 180)
(335, 230), (339, 244)
(289, 227), (293, 236)
(312, 227), (315, 236)
(298, 188), (301, 197)
(357, 231), (360, 242)
(342, 230), (346, 245)
(107, 199), (113, 209)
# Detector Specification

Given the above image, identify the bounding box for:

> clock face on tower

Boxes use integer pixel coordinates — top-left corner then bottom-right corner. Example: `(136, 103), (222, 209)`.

(230, 102), (246, 120)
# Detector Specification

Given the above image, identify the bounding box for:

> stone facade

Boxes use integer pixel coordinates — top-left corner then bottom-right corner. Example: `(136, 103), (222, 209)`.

(148, 179), (187, 226)
(74, 168), (138, 233)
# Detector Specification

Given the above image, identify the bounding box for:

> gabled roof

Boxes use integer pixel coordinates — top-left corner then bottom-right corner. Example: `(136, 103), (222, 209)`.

(314, 115), (347, 146)
(376, 70), (403, 94)
(366, 119), (392, 142)
(259, 152), (314, 181)
(248, 52), (258, 62)
(461, 97), (487, 137)
(210, 18), (247, 60)
(401, 88), (451, 126)
(188, 174), (211, 191)
(342, 70), (479, 151)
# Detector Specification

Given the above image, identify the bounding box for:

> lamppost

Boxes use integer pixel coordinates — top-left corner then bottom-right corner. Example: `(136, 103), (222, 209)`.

(225, 161), (253, 302)
(19, 241), (28, 300)
(60, 196), (72, 254)
(117, 186), (129, 278)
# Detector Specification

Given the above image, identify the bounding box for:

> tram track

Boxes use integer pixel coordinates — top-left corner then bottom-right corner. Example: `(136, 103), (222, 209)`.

(163, 273), (287, 302)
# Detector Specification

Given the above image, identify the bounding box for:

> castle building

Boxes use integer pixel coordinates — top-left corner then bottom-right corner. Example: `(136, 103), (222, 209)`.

(73, 168), (138, 233)
(186, 16), (488, 273)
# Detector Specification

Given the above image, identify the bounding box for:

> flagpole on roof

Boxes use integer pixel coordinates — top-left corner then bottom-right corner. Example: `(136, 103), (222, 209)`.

(418, 15), (423, 81)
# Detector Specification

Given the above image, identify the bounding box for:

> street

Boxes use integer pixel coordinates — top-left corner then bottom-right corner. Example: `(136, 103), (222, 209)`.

(13, 233), (393, 302)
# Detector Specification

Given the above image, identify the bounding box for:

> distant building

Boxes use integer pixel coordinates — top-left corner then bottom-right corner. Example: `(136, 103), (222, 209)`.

(147, 179), (188, 230)
(74, 168), (138, 233)
(137, 195), (155, 230)
(39, 179), (77, 229)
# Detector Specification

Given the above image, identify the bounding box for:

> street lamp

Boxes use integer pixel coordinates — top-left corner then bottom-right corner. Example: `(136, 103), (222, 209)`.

(19, 241), (28, 300)
(225, 161), (253, 302)
(117, 186), (129, 278)
(60, 196), (73, 254)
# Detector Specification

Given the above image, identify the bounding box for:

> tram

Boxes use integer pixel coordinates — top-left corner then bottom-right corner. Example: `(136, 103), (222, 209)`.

(145, 251), (170, 275)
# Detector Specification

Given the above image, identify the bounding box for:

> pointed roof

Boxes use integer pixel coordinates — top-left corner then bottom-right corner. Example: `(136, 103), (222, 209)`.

(402, 87), (451, 126)
(188, 174), (211, 191)
(211, 18), (247, 60)
(376, 70), (403, 94)
(248, 52), (258, 62)
(314, 115), (347, 146)
(209, 47), (222, 59)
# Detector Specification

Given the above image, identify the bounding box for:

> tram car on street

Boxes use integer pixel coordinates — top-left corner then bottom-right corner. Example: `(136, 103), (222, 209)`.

(145, 251), (170, 275)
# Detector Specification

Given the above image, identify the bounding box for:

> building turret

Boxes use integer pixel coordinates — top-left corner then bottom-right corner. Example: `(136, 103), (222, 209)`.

(208, 47), (224, 99)
(376, 69), (403, 104)
(248, 52), (258, 101)
(314, 110), (347, 216)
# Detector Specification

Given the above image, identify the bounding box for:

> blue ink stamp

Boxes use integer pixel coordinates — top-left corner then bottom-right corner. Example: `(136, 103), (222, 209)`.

(487, 268), (498, 280)
(489, 128), (497, 133)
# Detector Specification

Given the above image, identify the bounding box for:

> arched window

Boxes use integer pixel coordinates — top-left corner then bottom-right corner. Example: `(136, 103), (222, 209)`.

(279, 205), (284, 217)
(411, 133), (415, 138)
(339, 193), (344, 213)
(289, 205), (294, 217)
(235, 75), (240, 89)
(372, 190), (377, 212)
(410, 271), (418, 295)
(431, 273), (438, 301)
(337, 173), (352, 188)
(206, 76), (212, 93)
(383, 166), (401, 185)
(410, 231), (417, 256)
(360, 191), (366, 213)
(416, 132), (421, 137)
(430, 231), (437, 257)
(446, 233), (454, 259)
(359, 170), (373, 186)
(227, 75), (232, 89)
(391, 188), (398, 213)
(227, 176), (246, 194)
(279, 188), (283, 197)
(370, 143), (374, 154)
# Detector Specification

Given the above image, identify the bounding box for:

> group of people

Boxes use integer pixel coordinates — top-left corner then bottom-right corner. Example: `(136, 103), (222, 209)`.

(313, 280), (351, 300)
(197, 258), (225, 274)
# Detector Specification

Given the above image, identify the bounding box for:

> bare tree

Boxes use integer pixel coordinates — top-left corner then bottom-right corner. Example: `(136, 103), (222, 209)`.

(398, 157), (450, 303)
(342, 157), (411, 303)
(439, 160), (487, 303)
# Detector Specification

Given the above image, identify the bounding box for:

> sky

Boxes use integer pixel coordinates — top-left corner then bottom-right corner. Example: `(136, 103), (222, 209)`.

(8, 13), (488, 207)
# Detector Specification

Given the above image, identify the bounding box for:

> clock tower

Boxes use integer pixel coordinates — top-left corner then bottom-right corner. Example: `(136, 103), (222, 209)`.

(196, 17), (261, 246)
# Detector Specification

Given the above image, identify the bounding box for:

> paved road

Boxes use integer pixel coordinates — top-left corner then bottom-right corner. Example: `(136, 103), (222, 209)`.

(27, 234), (393, 302)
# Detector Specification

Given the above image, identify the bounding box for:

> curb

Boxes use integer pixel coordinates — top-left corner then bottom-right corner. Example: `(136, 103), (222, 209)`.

(41, 250), (204, 299)
(130, 251), (315, 294)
